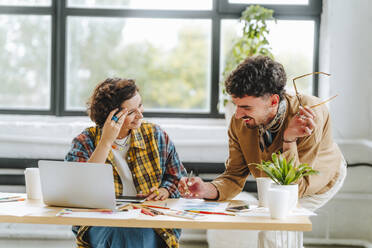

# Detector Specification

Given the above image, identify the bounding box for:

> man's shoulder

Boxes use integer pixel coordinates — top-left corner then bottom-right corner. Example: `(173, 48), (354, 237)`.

(285, 93), (329, 114)
(285, 93), (321, 106)
(284, 93), (330, 127)
(301, 94), (322, 106)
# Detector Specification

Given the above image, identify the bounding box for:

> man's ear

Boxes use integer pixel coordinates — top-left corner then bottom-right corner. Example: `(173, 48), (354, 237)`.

(270, 94), (280, 107)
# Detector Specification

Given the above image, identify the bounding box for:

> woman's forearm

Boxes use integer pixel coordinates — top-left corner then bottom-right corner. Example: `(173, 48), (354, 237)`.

(88, 140), (112, 164)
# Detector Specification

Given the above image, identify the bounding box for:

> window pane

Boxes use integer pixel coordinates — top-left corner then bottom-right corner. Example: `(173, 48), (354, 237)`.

(66, 17), (211, 112)
(220, 20), (314, 108)
(68, 0), (212, 10)
(228, 0), (308, 5)
(0, 15), (51, 110)
(0, 0), (51, 6)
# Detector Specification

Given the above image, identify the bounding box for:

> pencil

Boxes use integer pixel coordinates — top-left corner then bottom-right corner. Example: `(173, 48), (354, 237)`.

(142, 206), (164, 215)
(186, 210), (236, 216)
(0, 196), (23, 200)
(154, 189), (160, 196)
(310, 94), (338, 109)
(141, 204), (169, 210)
(64, 208), (113, 213)
(0, 198), (25, 203)
(132, 205), (156, 216)
(56, 208), (113, 217)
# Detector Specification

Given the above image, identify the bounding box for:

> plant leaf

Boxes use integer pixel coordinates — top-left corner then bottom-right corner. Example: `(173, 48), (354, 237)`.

(284, 166), (297, 185)
(252, 152), (319, 186)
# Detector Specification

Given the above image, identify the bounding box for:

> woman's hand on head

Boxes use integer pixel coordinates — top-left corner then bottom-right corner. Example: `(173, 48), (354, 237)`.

(101, 108), (128, 146)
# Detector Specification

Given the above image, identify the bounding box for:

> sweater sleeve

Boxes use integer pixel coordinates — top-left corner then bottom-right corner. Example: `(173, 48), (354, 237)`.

(282, 104), (342, 197)
(65, 130), (95, 162)
(211, 119), (250, 200)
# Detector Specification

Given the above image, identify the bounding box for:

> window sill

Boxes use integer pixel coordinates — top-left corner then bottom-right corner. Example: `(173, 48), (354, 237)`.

(0, 115), (229, 162)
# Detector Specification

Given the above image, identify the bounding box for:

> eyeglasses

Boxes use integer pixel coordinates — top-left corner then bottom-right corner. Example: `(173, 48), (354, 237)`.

(292, 71), (338, 109)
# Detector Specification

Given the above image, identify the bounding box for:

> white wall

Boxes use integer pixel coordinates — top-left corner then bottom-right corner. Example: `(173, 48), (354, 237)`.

(305, 0), (372, 245)
(320, 0), (372, 140)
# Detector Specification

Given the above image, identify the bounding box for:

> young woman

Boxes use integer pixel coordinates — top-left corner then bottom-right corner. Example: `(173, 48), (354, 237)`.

(65, 78), (187, 248)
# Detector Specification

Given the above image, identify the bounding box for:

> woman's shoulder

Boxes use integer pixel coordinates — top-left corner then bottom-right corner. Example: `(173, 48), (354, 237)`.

(140, 121), (162, 132)
(138, 121), (167, 140)
(73, 126), (98, 143)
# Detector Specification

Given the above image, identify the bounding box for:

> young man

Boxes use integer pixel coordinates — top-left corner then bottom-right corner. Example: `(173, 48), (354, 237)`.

(179, 55), (346, 247)
(179, 55), (346, 211)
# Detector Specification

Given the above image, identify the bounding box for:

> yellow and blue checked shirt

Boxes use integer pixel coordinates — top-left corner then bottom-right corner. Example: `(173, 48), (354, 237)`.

(65, 121), (187, 248)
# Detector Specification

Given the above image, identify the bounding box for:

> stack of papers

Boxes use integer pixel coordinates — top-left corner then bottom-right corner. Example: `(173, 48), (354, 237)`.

(167, 198), (229, 212)
(236, 206), (316, 217)
(56, 209), (141, 219)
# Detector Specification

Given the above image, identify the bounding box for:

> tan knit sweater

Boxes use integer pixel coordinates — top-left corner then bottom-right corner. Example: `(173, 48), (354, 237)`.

(212, 93), (343, 199)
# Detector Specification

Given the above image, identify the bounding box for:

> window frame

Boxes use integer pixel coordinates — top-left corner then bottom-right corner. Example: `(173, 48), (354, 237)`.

(0, 0), (322, 118)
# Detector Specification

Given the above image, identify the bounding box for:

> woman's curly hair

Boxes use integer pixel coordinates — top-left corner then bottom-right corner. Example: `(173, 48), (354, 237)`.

(87, 78), (139, 128)
(225, 55), (286, 99)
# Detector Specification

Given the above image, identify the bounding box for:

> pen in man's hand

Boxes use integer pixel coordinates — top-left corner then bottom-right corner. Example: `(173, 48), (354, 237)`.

(187, 170), (194, 186)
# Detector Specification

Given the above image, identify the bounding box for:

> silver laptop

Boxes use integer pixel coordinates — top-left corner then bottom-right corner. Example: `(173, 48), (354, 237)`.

(38, 160), (116, 209)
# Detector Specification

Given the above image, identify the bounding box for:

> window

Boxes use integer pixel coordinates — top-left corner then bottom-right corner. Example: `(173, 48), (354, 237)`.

(66, 17), (211, 112)
(228, 0), (308, 5)
(221, 20), (315, 96)
(0, 0), (51, 6)
(0, 0), (322, 117)
(68, 0), (212, 10)
(0, 6), (52, 111)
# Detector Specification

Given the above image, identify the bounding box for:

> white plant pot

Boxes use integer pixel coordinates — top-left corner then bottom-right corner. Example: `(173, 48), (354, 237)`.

(256, 177), (273, 207)
(224, 101), (236, 127)
(268, 188), (290, 219)
(271, 184), (298, 212)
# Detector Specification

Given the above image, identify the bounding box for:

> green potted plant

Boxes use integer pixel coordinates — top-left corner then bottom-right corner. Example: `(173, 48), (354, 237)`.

(251, 152), (319, 210)
(221, 5), (275, 124)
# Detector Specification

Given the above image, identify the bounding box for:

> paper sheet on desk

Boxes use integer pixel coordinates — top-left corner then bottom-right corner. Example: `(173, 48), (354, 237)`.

(236, 206), (316, 217)
(0, 205), (52, 217)
(167, 198), (229, 212)
(59, 209), (141, 219)
(0, 193), (50, 216)
(0, 192), (24, 198)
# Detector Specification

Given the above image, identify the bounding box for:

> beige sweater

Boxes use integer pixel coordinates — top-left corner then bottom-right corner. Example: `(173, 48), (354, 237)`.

(212, 93), (343, 200)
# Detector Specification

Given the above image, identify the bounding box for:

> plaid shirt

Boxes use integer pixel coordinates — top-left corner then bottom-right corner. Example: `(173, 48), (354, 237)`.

(65, 121), (187, 248)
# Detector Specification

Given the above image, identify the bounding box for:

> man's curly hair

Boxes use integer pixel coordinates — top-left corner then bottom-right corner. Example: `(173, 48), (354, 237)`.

(225, 55), (286, 99)
(87, 78), (138, 128)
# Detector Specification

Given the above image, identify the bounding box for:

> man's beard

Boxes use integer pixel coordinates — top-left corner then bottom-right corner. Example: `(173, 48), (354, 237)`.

(244, 121), (257, 129)
(242, 116), (258, 129)
(243, 115), (272, 129)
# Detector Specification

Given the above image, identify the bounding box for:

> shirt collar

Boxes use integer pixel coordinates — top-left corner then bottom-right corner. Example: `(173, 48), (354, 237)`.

(130, 127), (146, 150)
